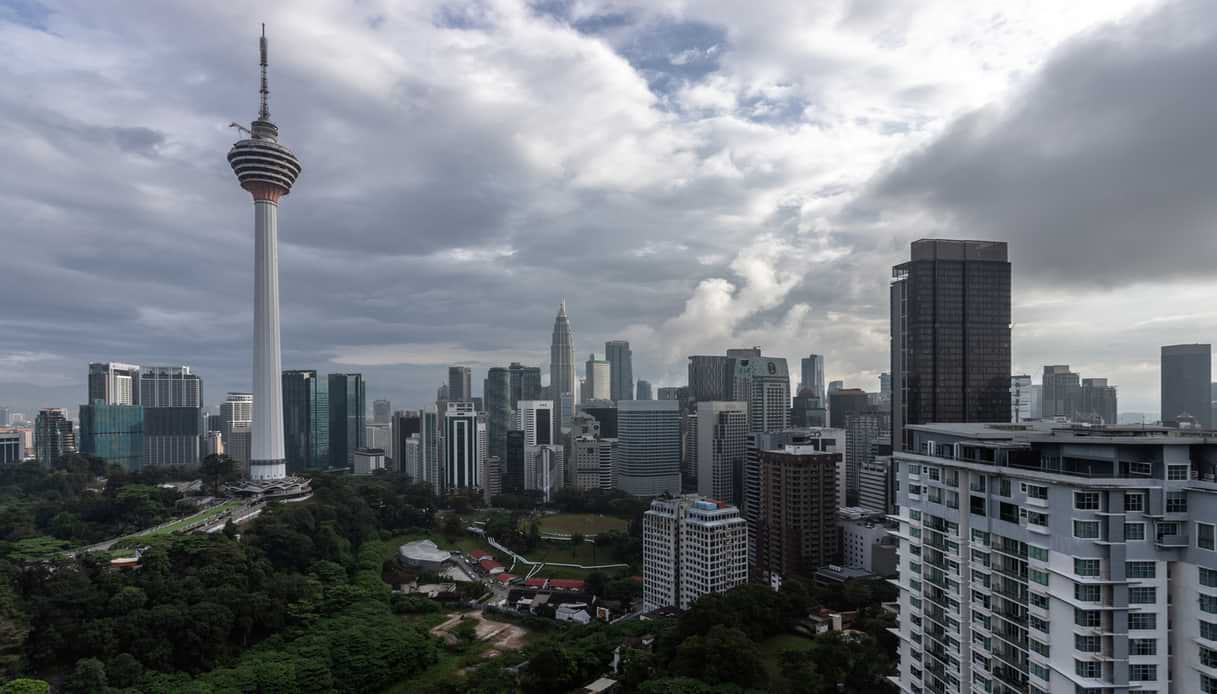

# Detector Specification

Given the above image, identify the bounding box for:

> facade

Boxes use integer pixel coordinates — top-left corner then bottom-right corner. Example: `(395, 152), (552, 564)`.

(504, 430), (526, 494)
(372, 399), (391, 424)
(890, 238), (1011, 452)
(692, 401), (749, 504)
(88, 362), (140, 405)
(227, 28), (302, 482)
(220, 393), (253, 465)
(507, 362), (542, 410)
(838, 513), (897, 576)
(572, 436), (616, 491)
(417, 407), (441, 491)
(78, 402), (144, 471)
(484, 367), (512, 462)
(732, 355), (791, 433)
(636, 380), (653, 401)
(582, 405), (618, 438)
(688, 355), (735, 404)
(328, 373), (366, 469)
(605, 340), (633, 402)
(642, 495), (748, 612)
(858, 450), (895, 514)
(402, 434), (421, 481)
(204, 430), (224, 457)
(443, 401), (481, 490)
(139, 366), (202, 468)
(524, 444), (565, 501)
(282, 369), (328, 473)
(1161, 343), (1211, 427)
(483, 456), (502, 503)
(892, 422), (1217, 694)
(1010, 374), (1041, 423)
(138, 366), (202, 407)
(0, 430), (22, 464)
(550, 302), (578, 432)
(829, 388), (870, 429)
(352, 448), (386, 475)
(755, 445), (839, 581)
(1080, 377), (1118, 425)
(801, 354), (826, 404)
(584, 353), (611, 403)
(616, 400), (682, 497)
(447, 366), (472, 403)
(1042, 364), (1081, 419)
(791, 390), (828, 428)
(516, 400), (555, 448)
(35, 408), (76, 465)
(844, 410), (891, 506)
(392, 411), (421, 474)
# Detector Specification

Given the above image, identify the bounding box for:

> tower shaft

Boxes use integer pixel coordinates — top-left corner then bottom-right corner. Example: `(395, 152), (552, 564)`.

(250, 200), (286, 479)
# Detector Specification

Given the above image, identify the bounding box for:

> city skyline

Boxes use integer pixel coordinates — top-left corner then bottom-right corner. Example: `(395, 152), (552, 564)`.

(4, 2), (1217, 417)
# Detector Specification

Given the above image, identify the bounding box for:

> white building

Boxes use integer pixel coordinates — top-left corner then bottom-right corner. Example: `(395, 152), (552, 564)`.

(353, 448), (386, 476)
(572, 436), (616, 491)
(692, 401), (749, 504)
(403, 434), (421, 480)
(444, 401), (481, 490)
(516, 400), (556, 447)
(1011, 374), (1043, 422)
(88, 362), (141, 405)
(584, 353), (611, 403)
(893, 421), (1217, 694)
(643, 495), (748, 612)
(525, 444), (564, 502)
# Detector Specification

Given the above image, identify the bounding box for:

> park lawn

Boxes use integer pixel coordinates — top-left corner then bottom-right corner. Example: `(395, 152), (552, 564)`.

(141, 499), (241, 537)
(535, 513), (627, 536)
(759, 633), (817, 680)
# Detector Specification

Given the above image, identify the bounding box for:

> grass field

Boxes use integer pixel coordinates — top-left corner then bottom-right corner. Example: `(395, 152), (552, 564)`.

(141, 499), (241, 537)
(759, 633), (817, 679)
(535, 513), (627, 536)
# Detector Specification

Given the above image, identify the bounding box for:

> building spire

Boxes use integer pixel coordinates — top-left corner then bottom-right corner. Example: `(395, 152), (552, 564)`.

(258, 23), (270, 122)
(559, 300), (567, 318)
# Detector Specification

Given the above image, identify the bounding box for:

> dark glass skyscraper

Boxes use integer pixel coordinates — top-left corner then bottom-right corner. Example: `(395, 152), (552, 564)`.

(447, 366), (472, 402)
(484, 367), (512, 461)
(79, 402), (144, 471)
(606, 340), (633, 402)
(891, 239), (1010, 451)
(507, 362), (542, 410)
(1161, 344), (1212, 427)
(328, 373), (366, 468)
(283, 370), (328, 473)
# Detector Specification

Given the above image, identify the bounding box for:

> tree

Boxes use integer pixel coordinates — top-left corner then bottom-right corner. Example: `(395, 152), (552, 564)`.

(527, 522), (541, 550)
(63, 658), (107, 694)
(199, 454), (240, 496)
(585, 571), (609, 597)
(0, 681), (50, 694)
(672, 625), (766, 689)
(570, 533), (584, 556)
(442, 514), (463, 541)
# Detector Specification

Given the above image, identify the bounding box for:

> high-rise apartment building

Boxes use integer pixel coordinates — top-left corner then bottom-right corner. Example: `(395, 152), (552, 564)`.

(642, 495), (748, 612)
(220, 393), (253, 465)
(636, 380), (653, 401)
(605, 340), (633, 402)
(616, 400), (682, 497)
(515, 400), (555, 448)
(524, 444), (564, 502)
(35, 408), (75, 465)
(844, 410), (890, 506)
(328, 373), (366, 468)
(550, 302), (578, 431)
(372, 399), (392, 425)
(88, 362), (140, 405)
(692, 401), (748, 504)
(507, 362), (542, 410)
(447, 366), (472, 403)
(754, 446), (838, 581)
(1010, 374), (1040, 422)
(282, 370), (328, 473)
(484, 367), (512, 462)
(583, 353), (611, 403)
(78, 402), (144, 471)
(801, 355), (825, 404)
(892, 421), (1217, 694)
(1162, 343), (1212, 428)
(890, 239), (1010, 451)
(571, 436), (616, 491)
(443, 401), (481, 491)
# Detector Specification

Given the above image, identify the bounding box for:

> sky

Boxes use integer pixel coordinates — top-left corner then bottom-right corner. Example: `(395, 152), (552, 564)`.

(1, 0), (1214, 417)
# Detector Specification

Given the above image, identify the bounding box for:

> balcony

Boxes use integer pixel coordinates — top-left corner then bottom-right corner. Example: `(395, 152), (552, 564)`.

(1155, 533), (1188, 548)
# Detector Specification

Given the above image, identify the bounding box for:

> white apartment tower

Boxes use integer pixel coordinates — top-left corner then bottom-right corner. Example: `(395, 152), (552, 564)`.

(515, 400), (555, 447)
(525, 444), (565, 502)
(893, 422), (1217, 694)
(643, 495), (749, 612)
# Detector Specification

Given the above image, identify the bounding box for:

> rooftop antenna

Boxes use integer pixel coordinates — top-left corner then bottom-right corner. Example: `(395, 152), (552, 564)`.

(258, 23), (270, 121)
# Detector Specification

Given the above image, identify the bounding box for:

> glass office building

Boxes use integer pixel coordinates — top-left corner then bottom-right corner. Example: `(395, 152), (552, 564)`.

(283, 370), (329, 473)
(328, 373), (366, 468)
(79, 401), (144, 471)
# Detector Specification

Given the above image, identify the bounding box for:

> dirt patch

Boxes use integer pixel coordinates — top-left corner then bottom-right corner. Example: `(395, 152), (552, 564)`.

(430, 610), (528, 653)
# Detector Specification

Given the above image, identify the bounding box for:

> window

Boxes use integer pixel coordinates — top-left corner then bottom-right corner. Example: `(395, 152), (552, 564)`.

(1000, 478), (1012, 497)
(1074, 491), (1100, 510)
(1130, 638), (1157, 656)
(928, 487), (942, 504)
(909, 509), (921, 521)
(1201, 523), (1216, 551)
(1128, 613), (1156, 630)
(1203, 568), (1217, 588)
(1125, 492), (1145, 512)
(1075, 609), (1101, 627)
(1157, 521), (1181, 542)
(1075, 634), (1101, 652)
(1167, 491), (1188, 513)
(1124, 522), (1146, 541)
(970, 495), (986, 516)
(1202, 647), (1217, 668)
(1030, 592), (1049, 609)
(1075, 558), (1100, 577)
(1129, 664), (1157, 681)
(1027, 510), (1049, 526)
(999, 502), (1019, 523)
(945, 469), (958, 486)
(1074, 520), (1100, 539)
(970, 528), (988, 544)
(1203, 620), (1217, 641)
(1168, 464), (1190, 481)
(1026, 484), (1048, 500)
(1075, 584), (1101, 602)
(927, 467), (940, 481)
(1028, 545), (1048, 561)
(1126, 561), (1156, 579)
(1030, 568), (1049, 586)
(1075, 660), (1101, 679)
(1129, 587), (1156, 604)
(1202, 594), (1217, 614)
(1205, 674), (1217, 694)
(1029, 661), (1049, 681)
(1029, 614), (1048, 633)
(1029, 639), (1049, 656)
(946, 490), (959, 510)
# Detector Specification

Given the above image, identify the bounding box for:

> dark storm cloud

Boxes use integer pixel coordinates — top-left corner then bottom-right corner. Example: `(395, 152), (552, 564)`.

(870, 0), (1217, 288)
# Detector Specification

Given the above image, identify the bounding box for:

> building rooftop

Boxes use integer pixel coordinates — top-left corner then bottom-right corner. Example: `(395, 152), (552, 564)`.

(399, 539), (450, 564)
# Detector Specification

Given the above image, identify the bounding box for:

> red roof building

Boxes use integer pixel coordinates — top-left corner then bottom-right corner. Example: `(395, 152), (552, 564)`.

(469, 550), (493, 560)
(524, 578), (548, 589)
(479, 558), (504, 572)
(547, 578), (586, 591)
(496, 573), (519, 584)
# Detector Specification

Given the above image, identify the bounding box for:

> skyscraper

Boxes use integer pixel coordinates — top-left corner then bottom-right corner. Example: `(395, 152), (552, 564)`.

(227, 26), (302, 481)
(636, 380), (653, 401)
(220, 392), (253, 465)
(483, 367), (512, 462)
(417, 406), (440, 491)
(1010, 374), (1039, 422)
(524, 444), (564, 502)
(328, 373), (366, 468)
(140, 366), (203, 468)
(733, 354), (791, 433)
(890, 239), (1010, 451)
(800, 355), (825, 404)
(572, 436), (615, 491)
(282, 370), (328, 473)
(507, 362), (542, 409)
(643, 495), (748, 612)
(692, 401), (748, 504)
(1080, 377), (1118, 425)
(372, 399), (391, 424)
(391, 411), (421, 475)
(550, 302), (577, 429)
(35, 408), (75, 465)
(88, 362), (140, 405)
(616, 400), (682, 496)
(1161, 343), (1212, 427)
(605, 340), (633, 402)
(755, 446), (838, 580)
(79, 402), (144, 471)
(447, 366), (472, 403)
(844, 410), (890, 505)
(688, 355), (734, 403)
(515, 400), (555, 447)
(504, 430), (526, 494)
(443, 401), (481, 491)
(1042, 364), (1081, 419)
(584, 353), (611, 402)
(828, 388), (870, 429)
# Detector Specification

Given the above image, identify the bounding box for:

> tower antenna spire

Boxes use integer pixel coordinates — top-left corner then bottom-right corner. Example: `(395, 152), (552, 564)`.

(258, 23), (270, 121)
